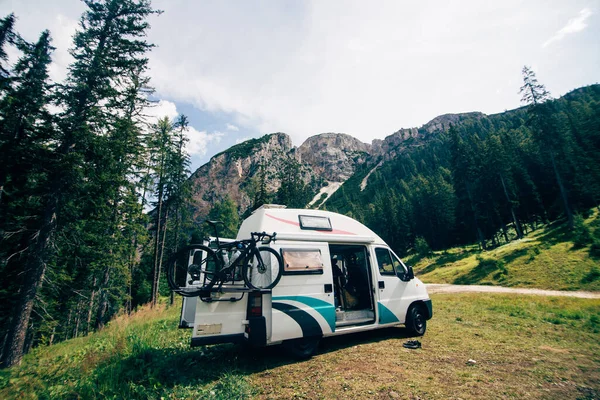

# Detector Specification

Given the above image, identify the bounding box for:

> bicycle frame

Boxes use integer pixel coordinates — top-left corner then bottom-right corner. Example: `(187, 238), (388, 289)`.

(206, 222), (274, 289)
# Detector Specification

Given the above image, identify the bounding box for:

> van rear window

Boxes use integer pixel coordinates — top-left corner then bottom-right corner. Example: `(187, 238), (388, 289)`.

(281, 249), (324, 275)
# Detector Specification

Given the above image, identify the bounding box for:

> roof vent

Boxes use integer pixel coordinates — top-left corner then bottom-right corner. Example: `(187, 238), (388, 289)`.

(258, 204), (287, 210)
(251, 204), (287, 214)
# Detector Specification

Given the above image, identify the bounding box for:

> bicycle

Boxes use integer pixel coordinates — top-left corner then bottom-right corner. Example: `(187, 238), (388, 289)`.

(167, 221), (284, 297)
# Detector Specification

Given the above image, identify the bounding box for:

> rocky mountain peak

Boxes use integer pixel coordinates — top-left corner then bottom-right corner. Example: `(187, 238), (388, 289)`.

(297, 133), (371, 182)
(422, 112), (485, 133)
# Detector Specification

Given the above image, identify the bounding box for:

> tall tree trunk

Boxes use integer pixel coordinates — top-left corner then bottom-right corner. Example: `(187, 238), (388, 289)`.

(170, 209), (180, 306)
(86, 277), (96, 335)
(151, 190), (164, 306)
(499, 174), (523, 239)
(94, 265), (110, 330)
(154, 209), (169, 306)
(549, 151), (574, 229)
(1, 197), (56, 368)
(465, 183), (486, 250)
(73, 302), (82, 338)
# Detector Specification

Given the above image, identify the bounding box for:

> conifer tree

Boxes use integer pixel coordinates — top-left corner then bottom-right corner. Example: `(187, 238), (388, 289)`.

(0, 13), (16, 90)
(1, 0), (158, 368)
(520, 66), (574, 228)
(449, 125), (486, 248)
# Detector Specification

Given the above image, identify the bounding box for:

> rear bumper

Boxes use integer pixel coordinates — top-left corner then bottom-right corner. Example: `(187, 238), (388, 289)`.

(424, 299), (433, 320)
(190, 316), (266, 347)
(191, 333), (244, 347)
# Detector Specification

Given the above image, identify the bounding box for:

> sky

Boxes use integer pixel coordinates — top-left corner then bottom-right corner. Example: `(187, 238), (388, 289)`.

(1, 0), (599, 172)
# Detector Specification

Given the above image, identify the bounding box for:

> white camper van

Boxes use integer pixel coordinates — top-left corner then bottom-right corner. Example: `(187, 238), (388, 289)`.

(180, 205), (432, 357)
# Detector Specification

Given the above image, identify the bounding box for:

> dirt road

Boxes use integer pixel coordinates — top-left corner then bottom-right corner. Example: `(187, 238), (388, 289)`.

(426, 283), (600, 299)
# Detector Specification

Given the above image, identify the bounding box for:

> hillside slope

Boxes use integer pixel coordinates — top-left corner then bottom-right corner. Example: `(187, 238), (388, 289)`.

(1, 294), (598, 399)
(408, 210), (600, 291)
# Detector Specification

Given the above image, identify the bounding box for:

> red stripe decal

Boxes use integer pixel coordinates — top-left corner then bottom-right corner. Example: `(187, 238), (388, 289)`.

(265, 213), (355, 235)
(265, 213), (300, 227)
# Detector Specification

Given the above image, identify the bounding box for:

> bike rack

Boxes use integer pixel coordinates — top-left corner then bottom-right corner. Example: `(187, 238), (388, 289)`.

(198, 285), (271, 303)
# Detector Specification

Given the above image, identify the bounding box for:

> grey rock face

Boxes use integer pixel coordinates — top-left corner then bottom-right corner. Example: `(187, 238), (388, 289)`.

(186, 111), (484, 220)
(297, 133), (371, 182)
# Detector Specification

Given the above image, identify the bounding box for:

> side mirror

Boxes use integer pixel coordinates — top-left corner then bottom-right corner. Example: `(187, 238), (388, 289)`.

(398, 266), (415, 281)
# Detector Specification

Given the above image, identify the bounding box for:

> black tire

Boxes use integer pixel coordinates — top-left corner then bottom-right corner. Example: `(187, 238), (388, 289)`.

(405, 304), (427, 336)
(166, 244), (221, 296)
(242, 247), (283, 290)
(285, 337), (320, 360)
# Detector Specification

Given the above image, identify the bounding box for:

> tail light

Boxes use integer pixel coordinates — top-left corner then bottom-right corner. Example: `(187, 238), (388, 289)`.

(248, 292), (262, 317)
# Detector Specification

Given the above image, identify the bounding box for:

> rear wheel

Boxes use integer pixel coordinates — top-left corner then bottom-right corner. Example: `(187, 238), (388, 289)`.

(405, 304), (427, 336)
(166, 244), (221, 296)
(285, 337), (320, 360)
(242, 247), (283, 290)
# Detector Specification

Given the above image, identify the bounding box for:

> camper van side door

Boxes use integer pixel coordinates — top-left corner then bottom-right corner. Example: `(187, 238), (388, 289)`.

(373, 247), (411, 325)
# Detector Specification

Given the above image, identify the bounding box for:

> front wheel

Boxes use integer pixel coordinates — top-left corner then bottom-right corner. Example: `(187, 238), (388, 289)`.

(405, 304), (427, 336)
(242, 247), (283, 290)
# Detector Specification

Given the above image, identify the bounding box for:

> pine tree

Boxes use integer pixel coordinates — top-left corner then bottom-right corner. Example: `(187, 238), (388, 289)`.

(0, 30), (54, 368)
(208, 196), (240, 238)
(0, 13), (16, 90)
(520, 66), (574, 228)
(1, 0), (158, 368)
(276, 157), (311, 208)
(149, 117), (173, 306)
(449, 125), (486, 249)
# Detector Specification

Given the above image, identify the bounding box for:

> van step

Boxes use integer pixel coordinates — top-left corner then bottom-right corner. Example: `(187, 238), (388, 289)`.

(335, 309), (375, 327)
(335, 317), (375, 327)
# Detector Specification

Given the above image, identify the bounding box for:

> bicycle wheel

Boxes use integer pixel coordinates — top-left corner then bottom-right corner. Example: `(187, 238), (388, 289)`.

(242, 247), (283, 290)
(166, 244), (221, 296)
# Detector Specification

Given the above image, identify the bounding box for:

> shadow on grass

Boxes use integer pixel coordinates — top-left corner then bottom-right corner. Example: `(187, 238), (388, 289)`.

(416, 248), (480, 275)
(533, 220), (572, 248)
(85, 327), (415, 395)
(453, 257), (505, 284)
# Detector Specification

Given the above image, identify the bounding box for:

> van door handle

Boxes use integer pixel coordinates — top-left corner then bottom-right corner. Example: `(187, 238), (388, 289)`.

(378, 281), (385, 289)
(324, 284), (333, 293)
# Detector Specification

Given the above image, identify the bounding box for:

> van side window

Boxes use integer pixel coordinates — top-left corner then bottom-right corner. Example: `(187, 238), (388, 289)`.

(375, 248), (395, 276)
(281, 249), (324, 275)
(390, 252), (406, 274)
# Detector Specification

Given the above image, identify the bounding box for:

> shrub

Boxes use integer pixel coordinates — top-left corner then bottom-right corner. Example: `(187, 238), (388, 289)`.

(581, 266), (600, 283)
(476, 256), (507, 275)
(414, 236), (432, 257)
(572, 214), (592, 248)
(590, 239), (600, 258)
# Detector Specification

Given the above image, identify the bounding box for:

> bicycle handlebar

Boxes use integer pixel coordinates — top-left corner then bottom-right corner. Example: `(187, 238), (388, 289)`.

(251, 231), (276, 244)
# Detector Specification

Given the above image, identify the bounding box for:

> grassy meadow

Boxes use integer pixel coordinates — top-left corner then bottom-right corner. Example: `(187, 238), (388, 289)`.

(408, 210), (600, 291)
(1, 293), (599, 399)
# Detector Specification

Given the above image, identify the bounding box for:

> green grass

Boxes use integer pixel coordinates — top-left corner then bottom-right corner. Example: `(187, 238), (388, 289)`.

(1, 294), (599, 399)
(409, 210), (600, 291)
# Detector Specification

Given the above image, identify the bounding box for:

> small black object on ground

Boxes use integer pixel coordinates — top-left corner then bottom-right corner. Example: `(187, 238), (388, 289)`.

(402, 340), (421, 349)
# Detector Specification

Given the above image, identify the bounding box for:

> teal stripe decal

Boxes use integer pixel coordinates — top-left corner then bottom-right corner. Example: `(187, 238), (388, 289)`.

(378, 302), (400, 324)
(273, 296), (335, 332)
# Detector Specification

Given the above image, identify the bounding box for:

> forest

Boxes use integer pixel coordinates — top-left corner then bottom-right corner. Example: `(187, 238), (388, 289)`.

(0, 1), (195, 368)
(1, 0), (599, 373)
(326, 81), (600, 257)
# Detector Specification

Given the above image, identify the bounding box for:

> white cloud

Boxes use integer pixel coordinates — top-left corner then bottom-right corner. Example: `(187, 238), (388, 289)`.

(144, 1), (600, 145)
(143, 100), (223, 156)
(543, 8), (593, 48)
(47, 14), (79, 83)
(187, 128), (224, 156)
(2, 0), (599, 148)
(144, 99), (179, 121)
(226, 123), (239, 131)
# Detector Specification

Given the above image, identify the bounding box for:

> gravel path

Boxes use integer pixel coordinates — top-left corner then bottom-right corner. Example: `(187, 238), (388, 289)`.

(426, 283), (600, 299)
